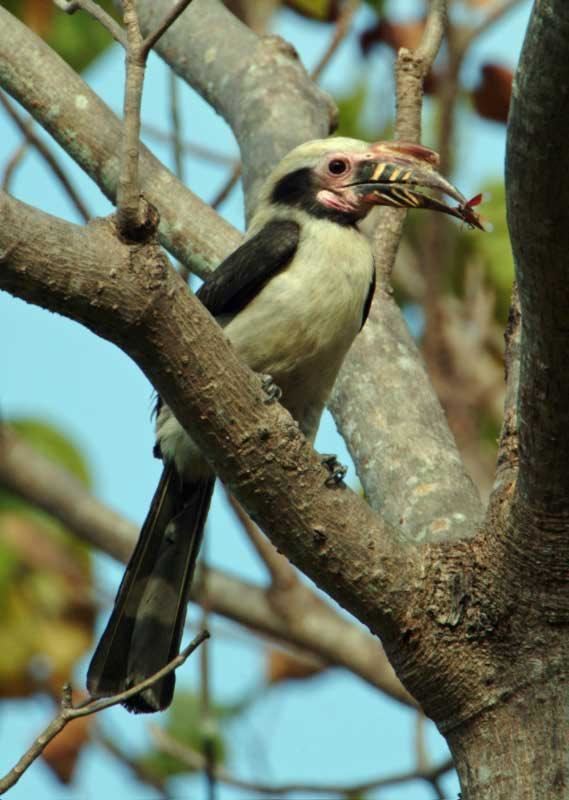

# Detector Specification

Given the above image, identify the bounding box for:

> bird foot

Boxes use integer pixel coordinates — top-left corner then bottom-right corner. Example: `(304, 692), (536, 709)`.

(260, 374), (282, 404)
(321, 454), (347, 487)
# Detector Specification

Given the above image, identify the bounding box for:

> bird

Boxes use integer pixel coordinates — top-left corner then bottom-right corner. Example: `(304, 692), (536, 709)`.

(87, 137), (481, 713)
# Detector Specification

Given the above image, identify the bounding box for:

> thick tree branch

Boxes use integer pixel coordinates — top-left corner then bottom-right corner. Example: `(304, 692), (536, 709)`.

(0, 6), (480, 546)
(494, 283), (520, 493)
(505, 0), (569, 594)
(0, 6), (239, 276)
(331, 0), (483, 544)
(0, 426), (415, 708)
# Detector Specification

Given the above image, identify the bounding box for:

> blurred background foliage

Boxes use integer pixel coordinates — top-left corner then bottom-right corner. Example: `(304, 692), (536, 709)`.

(0, 0), (517, 793)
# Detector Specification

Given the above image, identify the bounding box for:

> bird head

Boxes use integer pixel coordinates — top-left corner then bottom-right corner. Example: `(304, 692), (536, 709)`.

(264, 137), (483, 229)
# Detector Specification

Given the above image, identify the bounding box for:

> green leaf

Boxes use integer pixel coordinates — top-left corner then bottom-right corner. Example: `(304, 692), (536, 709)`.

(137, 689), (247, 779)
(9, 418), (92, 488)
(3, 0), (117, 73)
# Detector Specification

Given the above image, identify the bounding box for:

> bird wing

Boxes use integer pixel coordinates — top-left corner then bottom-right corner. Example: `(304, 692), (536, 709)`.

(197, 219), (300, 317)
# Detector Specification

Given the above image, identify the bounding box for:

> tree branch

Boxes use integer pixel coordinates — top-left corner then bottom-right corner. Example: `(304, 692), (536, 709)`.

(505, 0), (569, 595)
(116, 0), (148, 236)
(151, 725), (454, 797)
(131, 0), (337, 219)
(330, 0), (483, 544)
(53, 0), (126, 46)
(0, 5), (481, 547)
(0, 631), (209, 794)
(228, 492), (298, 591)
(0, 425), (414, 708)
(0, 6), (239, 276)
(0, 91), (91, 222)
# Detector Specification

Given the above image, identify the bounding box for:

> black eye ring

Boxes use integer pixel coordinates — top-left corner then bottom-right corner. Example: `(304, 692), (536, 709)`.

(328, 158), (348, 175)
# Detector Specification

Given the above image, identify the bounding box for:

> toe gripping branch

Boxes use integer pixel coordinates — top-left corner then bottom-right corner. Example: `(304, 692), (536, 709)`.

(321, 454), (348, 487)
(261, 374), (283, 404)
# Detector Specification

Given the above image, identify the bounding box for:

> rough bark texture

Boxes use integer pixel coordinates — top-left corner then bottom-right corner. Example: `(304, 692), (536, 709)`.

(330, 289), (483, 543)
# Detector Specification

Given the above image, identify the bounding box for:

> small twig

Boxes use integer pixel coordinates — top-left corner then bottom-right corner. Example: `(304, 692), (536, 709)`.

(140, 0), (195, 60)
(457, 0), (524, 59)
(228, 492), (297, 591)
(374, 0), (447, 286)
(2, 140), (28, 191)
(394, 0), (447, 142)
(151, 725), (454, 797)
(211, 162), (241, 209)
(94, 726), (171, 798)
(52, 0), (126, 46)
(0, 92), (91, 221)
(414, 711), (429, 772)
(310, 0), (359, 82)
(0, 631), (209, 794)
(116, 0), (147, 236)
(116, 0), (194, 238)
(197, 535), (217, 800)
(141, 125), (236, 165)
(168, 71), (185, 185)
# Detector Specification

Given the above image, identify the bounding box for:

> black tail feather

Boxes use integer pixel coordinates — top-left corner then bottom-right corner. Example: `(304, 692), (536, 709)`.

(86, 464), (214, 713)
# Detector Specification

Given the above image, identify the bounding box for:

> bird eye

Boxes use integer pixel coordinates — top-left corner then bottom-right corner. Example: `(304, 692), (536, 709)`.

(328, 159), (348, 175)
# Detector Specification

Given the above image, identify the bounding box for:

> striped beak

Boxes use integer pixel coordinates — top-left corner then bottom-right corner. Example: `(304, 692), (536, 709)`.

(352, 141), (484, 230)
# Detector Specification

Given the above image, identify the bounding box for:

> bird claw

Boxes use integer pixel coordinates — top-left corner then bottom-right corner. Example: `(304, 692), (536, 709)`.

(321, 454), (347, 486)
(260, 374), (282, 404)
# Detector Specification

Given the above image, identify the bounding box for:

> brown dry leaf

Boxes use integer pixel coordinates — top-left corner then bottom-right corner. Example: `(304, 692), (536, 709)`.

(360, 18), (426, 54)
(360, 18), (438, 93)
(22, 0), (54, 36)
(266, 648), (326, 684)
(41, 714), (93, 784)
(472, 63), (513, 124)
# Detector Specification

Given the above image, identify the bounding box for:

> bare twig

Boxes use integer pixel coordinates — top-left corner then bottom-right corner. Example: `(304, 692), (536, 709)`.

(168, 71), (185, 184)
(0, 631), (209, 794)
(211, 161), (241, 209)
(141, 0), (195, 59)
(116, 0), (194, 237)
(141, 125), (236, 164)
(94, 727), (171, 798)
(0, 92), (91, 221)
(116, 0), (147, 236)
(310, 0), (359, 82)
(151, 725), (454, 797)
(457, 0), (525, 58)
(2, 140), (28, 191)
(53, 0), (126, 46)
(375, 0), (447, 282)
(197, 533), (217, 800)
(394, 0), (447, 143)
(228, 493), (297, 591)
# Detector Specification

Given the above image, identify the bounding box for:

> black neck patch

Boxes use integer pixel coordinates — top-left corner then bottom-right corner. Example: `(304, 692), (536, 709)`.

(271, 167), (360, 227)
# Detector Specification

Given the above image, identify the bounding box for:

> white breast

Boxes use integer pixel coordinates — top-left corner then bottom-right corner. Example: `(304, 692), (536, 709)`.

(157, 215), (374, 475)
(224, 217), (374, 436)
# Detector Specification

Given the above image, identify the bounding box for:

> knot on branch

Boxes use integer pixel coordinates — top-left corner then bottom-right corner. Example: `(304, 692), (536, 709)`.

(116, 196), (160, 244)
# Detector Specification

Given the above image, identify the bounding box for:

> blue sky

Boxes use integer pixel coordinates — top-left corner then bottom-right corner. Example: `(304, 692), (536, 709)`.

(0, 1), (532, 798)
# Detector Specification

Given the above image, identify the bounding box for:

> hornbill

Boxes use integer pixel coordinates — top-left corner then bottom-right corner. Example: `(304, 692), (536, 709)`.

(87, 137), (482, 713)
